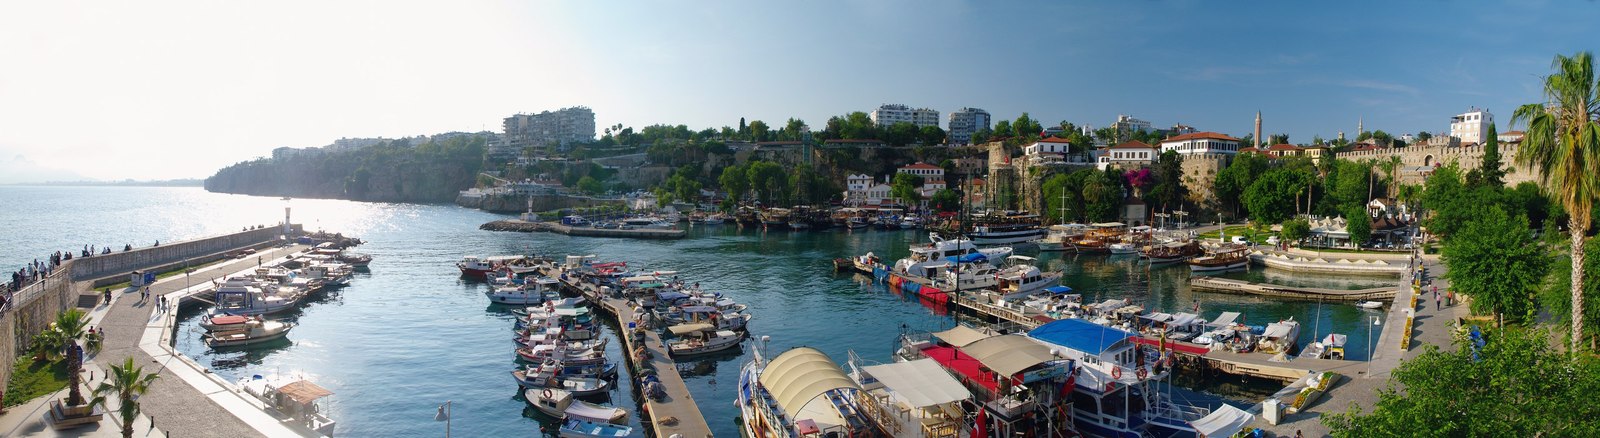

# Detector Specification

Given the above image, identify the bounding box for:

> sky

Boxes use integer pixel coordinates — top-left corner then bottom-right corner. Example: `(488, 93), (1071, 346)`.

(2, 0), (1598, 183)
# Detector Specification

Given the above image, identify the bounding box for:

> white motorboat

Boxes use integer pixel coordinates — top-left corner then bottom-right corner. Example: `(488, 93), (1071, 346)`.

(212, 278), (303, 316)
(486, 277), (561, 305)
(667, 323), (744, 356)
(199, 313), (261, 332)
(204, 320), (294, 347)
(527, 387), (628, 424)
(892, 233), (1013, 278)
(558, 418), (634, 438)
(1357, 301), (1384, 309)
(1299, 333), (1347, 360)
(1108, 242), (1140, 255)
(995, 256), (1063, 301)
(1256, 318), (1302, 355)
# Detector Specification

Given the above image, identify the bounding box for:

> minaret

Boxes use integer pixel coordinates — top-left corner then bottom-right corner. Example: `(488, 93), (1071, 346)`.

(1358, 116), (1364, 136)
(1254, 111), (1262, 148)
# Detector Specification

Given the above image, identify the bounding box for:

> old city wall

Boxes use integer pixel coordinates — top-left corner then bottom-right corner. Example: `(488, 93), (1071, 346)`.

(1180, 154), (1230, 208)
(1335, 143), (1539, 186)
(0, 226), (300, 392)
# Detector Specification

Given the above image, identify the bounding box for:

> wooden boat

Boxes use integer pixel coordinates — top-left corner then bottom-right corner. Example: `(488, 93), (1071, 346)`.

(512, 366), (612, 396)
(1143, 241), (1203, 265)
(558, 418), (634, 438)
(527, 388), (628, 424)
(204, 320), (294, 347)
(1188, 246), (1249, 272)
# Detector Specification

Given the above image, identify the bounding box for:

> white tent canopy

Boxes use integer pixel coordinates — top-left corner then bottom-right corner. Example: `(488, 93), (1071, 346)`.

(1192, 404), (1253, 438)
(961, 335), (1058, 377)
(760, 348), (860, 419)
(932, 325), (995, 348)
(1262, 322), (1294, 339)
(862, 359), (971, 408)
(1209, 311), (1242, 327)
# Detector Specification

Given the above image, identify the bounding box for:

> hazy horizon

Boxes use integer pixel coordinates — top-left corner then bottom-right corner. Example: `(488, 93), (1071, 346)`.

(3, 0), (1597, 183)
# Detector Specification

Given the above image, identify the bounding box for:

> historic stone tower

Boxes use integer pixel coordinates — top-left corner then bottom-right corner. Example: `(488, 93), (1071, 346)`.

(1254, 111), (1262, 148)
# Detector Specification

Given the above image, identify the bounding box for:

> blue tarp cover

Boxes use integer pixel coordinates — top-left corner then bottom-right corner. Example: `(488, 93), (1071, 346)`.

(1028, 318), (1136, 356)
(946, 253), (988, 264)
(1044, 285), (1074, 294)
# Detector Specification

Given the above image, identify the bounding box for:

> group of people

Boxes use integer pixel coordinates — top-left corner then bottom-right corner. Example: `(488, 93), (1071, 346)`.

(4, 242), (164, 311)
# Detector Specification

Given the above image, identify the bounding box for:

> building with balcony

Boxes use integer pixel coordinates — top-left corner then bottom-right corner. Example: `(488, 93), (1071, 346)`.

(503, 106), (596, 152)
(1159, 132), (1241, 155)
(1449, 107), (1493, 145)
(947, 107), (992, 144)
(871, 104), (940, 128)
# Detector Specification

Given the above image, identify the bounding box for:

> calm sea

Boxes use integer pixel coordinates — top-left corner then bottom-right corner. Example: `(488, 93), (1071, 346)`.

(0, 186), (1391, 437)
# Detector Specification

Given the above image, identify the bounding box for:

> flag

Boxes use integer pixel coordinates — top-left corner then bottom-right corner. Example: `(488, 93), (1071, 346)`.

(434, 402), (449, 422)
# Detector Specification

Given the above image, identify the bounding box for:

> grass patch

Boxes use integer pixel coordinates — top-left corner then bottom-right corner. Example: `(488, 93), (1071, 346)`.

(99, 258), (231, 290)
(4, 356), (70, 408)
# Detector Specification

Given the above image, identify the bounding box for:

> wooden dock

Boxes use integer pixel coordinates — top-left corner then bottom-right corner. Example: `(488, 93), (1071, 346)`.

(481, 220), (686, 239)
(561, 278), (713, 438)
(1189, 277), (1396, 302)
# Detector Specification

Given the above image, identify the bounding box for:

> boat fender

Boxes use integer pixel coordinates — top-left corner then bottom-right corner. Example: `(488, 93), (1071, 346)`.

(1111, 366), (1122, 379)
(1136, 367), (1148, 380)
(542, 389), (553, 400)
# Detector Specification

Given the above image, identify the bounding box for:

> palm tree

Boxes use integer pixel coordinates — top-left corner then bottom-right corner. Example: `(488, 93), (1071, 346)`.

(1386, 155), (1403, 199)
(1512, 51), (1600, 354)
(49, 308), (101, 406)
(90, 357), (160, 438)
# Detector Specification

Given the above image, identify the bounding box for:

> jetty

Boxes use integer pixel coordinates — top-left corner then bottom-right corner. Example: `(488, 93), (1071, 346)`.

(558, 277), (712, 438)
(1249, 248), (1407, 277)
(481, 219), (686, 239)
(1189, 276), (1396, 302)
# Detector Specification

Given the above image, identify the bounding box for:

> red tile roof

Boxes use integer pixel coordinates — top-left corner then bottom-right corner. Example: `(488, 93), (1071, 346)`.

(1239, 147), (1259, 153)
(900, 162), (942, 170)
(1110, 140), (1156, 150)
(1267, 143), (1300, 151)
(1038, 136), (1072, 143)
(1162, 131), (1240, 143)
(1502, 130), (1524, 135)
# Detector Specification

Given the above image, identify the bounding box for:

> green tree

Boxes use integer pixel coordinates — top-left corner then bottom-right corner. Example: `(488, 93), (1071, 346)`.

(1512, 52), (1600, 352)
(1542, 237), (1600, 350)
(91, 357), (161, 438)
(993, 120), (1014, 138)
(746, 161), (789, 205)
(1323, 327), (1600, 437)
(1473, 123), (1507, 188)
(919, 125), (946, 145)
(1444, 206), (1549, 324)
(748, 120), (771, 142)
(46, 308), (100, 406)
(1345, 205), (1372, 246)
(1145, 151), (1187, 212)
(1213, 153), (1269, 216)
(1242, 169), (1311, 224)
(1281, 218), (1311, 244)
(970, 128), (992, 144)
(1012, 113), (1042, 139)
(1082, 169), (1124, 221)
(885, 122), (920, 146)
(1043, 171), (1089, 223)
(930, 189), (960, 212)
(576, 176), (604, 195)
(719, 163), (749, 201)
(782, 118), (807, 141)
(891, 173), (925, 207)
(1267, 133), (1289, 145)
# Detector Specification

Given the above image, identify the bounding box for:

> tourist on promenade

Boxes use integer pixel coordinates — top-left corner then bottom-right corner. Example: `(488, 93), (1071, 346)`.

(1435, 292), (1441, 310)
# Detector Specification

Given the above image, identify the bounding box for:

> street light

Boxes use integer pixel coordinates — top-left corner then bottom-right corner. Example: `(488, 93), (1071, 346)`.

(1367, 315), (1382, 374)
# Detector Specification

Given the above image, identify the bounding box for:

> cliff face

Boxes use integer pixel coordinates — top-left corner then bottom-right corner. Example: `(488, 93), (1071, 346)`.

(205, 140), (486, 203)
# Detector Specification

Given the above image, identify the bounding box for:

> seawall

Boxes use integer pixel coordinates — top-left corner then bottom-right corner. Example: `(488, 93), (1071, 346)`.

(0, 225), (303, 394)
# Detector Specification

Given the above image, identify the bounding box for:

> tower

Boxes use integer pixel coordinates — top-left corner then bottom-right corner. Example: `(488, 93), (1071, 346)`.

(1358, 116), (1364, 137)
(1254, 111), (1262, 148)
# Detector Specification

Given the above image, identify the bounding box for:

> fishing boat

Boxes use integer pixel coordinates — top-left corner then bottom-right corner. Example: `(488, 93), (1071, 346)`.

(526, 388), (628, 424)
(512, 364), (612, 396)
(667, 323), (743, 356)
(1256, 318), (1302, 355)
(845, 217), (869, 229)
(335, 251), (372, 269)
(237, 376), (337, 437)
(1299, 333), (1347, 360)
(558, 418), (634, 438)
(457, 255), (527, 278)
(204, 320), (294, 347)
(199, 313), (261, 332)
(739, 347), (880, 438)
(486, 277), (561, 305)
(1188, 246), (1250, 272)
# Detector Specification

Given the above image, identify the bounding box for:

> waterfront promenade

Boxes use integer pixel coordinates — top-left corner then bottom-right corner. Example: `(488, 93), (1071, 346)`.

(0, 243), (315, 437)
(1249, 256), (1466, 437)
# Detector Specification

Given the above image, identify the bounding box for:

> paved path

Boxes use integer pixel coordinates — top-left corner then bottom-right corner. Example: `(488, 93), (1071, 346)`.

(1, 243), (317, 438)
(1250, 256), (1467, 437)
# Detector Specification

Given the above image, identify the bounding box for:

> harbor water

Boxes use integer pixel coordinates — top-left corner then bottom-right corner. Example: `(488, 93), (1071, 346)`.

(1, 186), (1395, 437)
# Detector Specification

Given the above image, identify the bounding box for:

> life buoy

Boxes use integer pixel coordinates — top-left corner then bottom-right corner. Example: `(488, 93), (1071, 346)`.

(1111, 366), (1122, 379)
(1137, 367), (1148, 380)
(542, 389), (553, 400)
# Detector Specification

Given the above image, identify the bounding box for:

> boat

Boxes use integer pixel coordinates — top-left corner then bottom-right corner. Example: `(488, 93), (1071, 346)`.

(968, 221), (1045, 246)
(845, 217), (869, 229)
(667, 323), (744, 356)
(1035, 223), (1088, 251)
(204, 320), (294, 347)
(1028, 319), (1225, 438)
(1357, 301), (1384, 309)
(486, 277), (561, 305)
(1256, 318), (1302, 355)
(994, 256), (1062, 301)
(457, 255), (527, 278)
(844, 353), (972, 438)
(237, 376), (336, 436)
(1299, 333), (1347, 360)
(760, 208), (791, 229)
(335, 251), (372, 269)
(1188, 246), (1250, 272)
(199, 313), (260, 332)
(739, 347), (880, 438)
(557, 418), (634, 438)
(702, 214), (726, 225)
(834, 252), (880, 274)
(1143, 241), (1203, 265)
(892, 233), (1013, 278)
(787, 220), (811, 230)
(212, 279), (302, 316)
(512, 365), (612, 396)
(526, 388), (628, 424)
(1108, 242), (1139, 255)
(898, 218), (919, 229)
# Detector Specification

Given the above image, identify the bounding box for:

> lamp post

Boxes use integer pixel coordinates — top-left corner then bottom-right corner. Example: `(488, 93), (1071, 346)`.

(1367, 315), (1381, 374)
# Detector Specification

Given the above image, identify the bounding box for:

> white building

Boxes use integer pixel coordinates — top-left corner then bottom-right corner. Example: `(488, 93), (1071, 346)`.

(1449, 107), (1493, 145)
(844, 174), (875, 206)
(1111, 114), (1152, 134)
(1097, 141), (1159, 170)
(862, 183), (893, 206)
(897, 162), (946, 197)
(503, 106), (596, 151)
(1023, 136), (1073, 157)
(947, 107), (992, 144)
(871, 104), (941, 128)
(1159, 132), (1241, 155)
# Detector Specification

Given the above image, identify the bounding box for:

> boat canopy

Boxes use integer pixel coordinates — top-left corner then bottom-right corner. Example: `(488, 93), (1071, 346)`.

(1262, 323), (1295, 339)
(1029, 318), (1137, 356)
(1091, 299), (1126, 312)
(1049, 224), (1087, 231)
(1170, 312), (1201, 326)
(668, 323), (716, 335)
(276, 380), (333, 405)
(656, 291), (689, 302)
(861, 358), (971, 408)
(759, 347), (860, 420)
(678, 305), (718, 313)
(1191, 404), (1253, 438)
(932, 325), (995, 348)
(1090, 222), (1126, 228)
(1322, 333), (1349, 347)
(945, 253), (988, 264)
(960, 335), (1058, 377)
(1140, 312), (1174, 322)
(1043, 285), (1074, 295)
(1209, 311), (1242, 327)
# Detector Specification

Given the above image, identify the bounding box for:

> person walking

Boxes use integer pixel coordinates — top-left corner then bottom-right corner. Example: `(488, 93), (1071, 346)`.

(1435, 292), (1441, 311)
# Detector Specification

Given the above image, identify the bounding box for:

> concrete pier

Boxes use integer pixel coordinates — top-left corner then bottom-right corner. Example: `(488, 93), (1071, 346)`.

(559, 277), (713, 438)
(1189, 277), (1397, 302)
(481, 220), (686, 239)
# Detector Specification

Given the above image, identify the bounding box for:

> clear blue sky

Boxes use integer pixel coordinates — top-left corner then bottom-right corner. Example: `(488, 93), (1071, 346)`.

(1, 0), (1596, 182)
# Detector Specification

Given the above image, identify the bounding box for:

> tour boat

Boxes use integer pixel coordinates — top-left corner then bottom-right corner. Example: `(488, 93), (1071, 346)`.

(1035, 223), (1088, 251)
(204, 320), (294, 347)
(667, 323), (744, 356)
(843, 354), (972, 438)
(558, 418), (634, 438)
(968, 221), (1046, 246)
(739, 347), (879, 438)
(1188, 246), (1250, 272)
(892, 233), (1013, 277)
(527, 388), (628, 424)
(1143, 241), (1204, 265)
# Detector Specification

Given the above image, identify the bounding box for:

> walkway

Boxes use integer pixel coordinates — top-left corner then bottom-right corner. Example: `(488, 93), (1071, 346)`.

(1249, 256), (1467, 437)
(1, 243), (318, 437)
